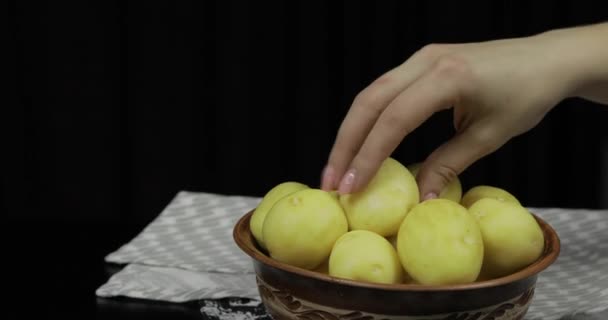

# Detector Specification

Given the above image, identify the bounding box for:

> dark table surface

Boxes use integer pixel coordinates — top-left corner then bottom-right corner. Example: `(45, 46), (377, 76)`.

(6, 221), (207, 320)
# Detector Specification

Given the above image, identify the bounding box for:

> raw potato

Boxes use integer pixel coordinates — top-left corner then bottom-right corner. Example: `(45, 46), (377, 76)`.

(263, 189), (348, 270)
(461, 185), (521, 208)
(397, 199), (484, 285)
(469, 198), (544, 278)
(340, 158), (419, 237)
(329, 230), (404, 284)
(250, 182), (308, 249)
(407, 162), (462, 203)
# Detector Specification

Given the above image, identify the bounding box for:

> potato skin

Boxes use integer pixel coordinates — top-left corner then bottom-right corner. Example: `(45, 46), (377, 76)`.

(329, 230), (404, 284)
(340, 158), (419, 237)
(250, 182), (308, 249)
(461, 185), (521, 209)
(469, 198), (544, 278)
(263, 189), (348, 270)
(397, 199), (484, 285)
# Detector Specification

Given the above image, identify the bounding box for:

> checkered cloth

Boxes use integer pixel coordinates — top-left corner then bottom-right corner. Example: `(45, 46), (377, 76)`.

(95, 191), (608, 319)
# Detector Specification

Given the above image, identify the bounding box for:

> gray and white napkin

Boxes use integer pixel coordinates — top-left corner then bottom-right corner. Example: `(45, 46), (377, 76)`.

(96, 191), (608, 319)
(96, 191), (261, 301)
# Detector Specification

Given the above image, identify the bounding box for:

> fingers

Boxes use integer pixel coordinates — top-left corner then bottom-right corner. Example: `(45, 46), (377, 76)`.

(321, 68), (415, 191)
(416, 125), (505, 200)
(337, 63), (463, 194)
(322, 46), (447, 191)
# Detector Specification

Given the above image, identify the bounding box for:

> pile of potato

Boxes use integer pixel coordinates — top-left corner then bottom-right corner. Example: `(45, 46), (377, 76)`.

(249, 158), (544, 285)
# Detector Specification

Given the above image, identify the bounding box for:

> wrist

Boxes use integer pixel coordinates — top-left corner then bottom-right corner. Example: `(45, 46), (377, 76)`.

(536, 23), (608, 100)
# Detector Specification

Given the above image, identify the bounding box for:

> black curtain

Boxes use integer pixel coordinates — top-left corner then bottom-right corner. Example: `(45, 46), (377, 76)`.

(6, 0), (608, 224)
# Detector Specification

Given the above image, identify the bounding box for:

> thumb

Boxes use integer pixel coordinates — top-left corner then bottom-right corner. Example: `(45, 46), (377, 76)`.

(416, 127), (503, 201)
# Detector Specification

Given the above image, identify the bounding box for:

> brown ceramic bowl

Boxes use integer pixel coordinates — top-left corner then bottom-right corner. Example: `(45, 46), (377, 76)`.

(234, 210), (560, 320)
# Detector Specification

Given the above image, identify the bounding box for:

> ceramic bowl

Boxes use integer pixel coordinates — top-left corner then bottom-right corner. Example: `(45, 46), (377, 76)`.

(234, 210), (560, 320)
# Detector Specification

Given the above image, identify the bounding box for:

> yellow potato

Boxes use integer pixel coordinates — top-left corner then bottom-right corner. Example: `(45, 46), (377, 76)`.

(340, 158), (419, 237)
(397, 199), (484, 285)
(469, 198), (544, 278)
(263, 189), (348, 270)
(461, 185), (521, 208)
(329, 230), (404, 284)
(250, 182), (308, 249)
(407, 162), (462, 203)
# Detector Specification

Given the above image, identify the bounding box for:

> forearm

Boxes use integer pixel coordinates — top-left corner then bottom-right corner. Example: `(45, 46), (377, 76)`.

(539, 22), (608, 104)
(576, 82), (608, 105)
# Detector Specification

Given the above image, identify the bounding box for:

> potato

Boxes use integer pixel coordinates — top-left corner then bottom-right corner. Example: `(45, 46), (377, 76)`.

(397, 199), (484, 285)
(407, 162), (462, 203)
(340, 158), (419, 237)
(461, 185), (521, 209)
(469, 198), (544, 278)
(329, 230), (404, 284)
(250, 182), (308, 249)
(263, 189), (348, 270)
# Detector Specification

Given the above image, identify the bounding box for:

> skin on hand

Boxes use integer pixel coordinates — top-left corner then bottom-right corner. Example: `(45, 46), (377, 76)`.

(321, 23), (608, 199)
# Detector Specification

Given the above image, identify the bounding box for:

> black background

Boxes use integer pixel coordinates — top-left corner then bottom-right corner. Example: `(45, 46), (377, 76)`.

(6, 0), (608, 224)
(4, 1), (608, 318)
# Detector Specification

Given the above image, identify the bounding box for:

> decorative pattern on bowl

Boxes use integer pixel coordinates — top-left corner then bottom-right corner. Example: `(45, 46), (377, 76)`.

(257, 277), (534, 320)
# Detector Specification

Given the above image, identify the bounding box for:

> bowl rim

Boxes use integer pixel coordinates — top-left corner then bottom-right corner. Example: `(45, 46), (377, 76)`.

(233, 209), (560, 292)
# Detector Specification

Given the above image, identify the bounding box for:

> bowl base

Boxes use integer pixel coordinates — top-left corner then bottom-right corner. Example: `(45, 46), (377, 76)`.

(257, 276), (534, 320)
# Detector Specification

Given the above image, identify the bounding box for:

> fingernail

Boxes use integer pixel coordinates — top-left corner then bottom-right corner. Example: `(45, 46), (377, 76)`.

(338, 169), (356, 195)
(321, 165), (335, 191)
(423, 192), (438, 201)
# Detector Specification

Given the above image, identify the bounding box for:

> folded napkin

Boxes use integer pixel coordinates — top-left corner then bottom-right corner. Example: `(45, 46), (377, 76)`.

(96, 191), (608, 320)
(96, 191), (261, 301)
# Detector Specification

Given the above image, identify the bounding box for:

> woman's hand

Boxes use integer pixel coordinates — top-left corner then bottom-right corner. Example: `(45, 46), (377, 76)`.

(321, 23), (608, 200)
